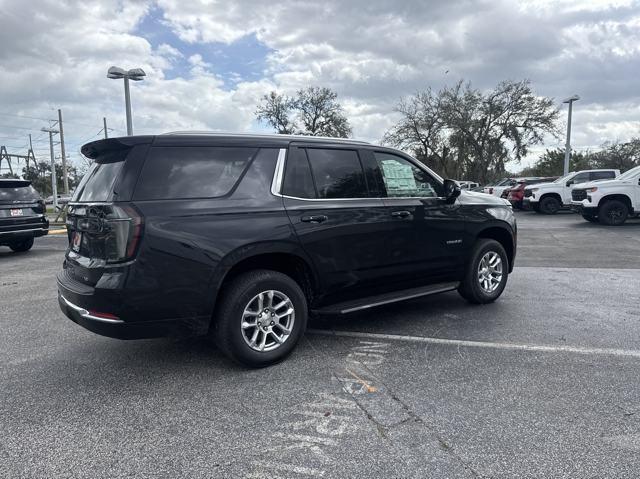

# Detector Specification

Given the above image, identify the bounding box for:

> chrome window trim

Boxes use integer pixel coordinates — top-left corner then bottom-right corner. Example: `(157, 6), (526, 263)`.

(270, 147), (449, 202)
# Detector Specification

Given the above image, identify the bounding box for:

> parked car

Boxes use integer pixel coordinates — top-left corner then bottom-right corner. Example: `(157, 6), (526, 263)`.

(571, 165), (640, 225)
(0, 179), (49, 252)
(507, 177), (558, 209)
(57, 133), (517, 367)
(523, 169), (620, 214)
(483, 178), (517, 197)
(457, 181), (480, 190)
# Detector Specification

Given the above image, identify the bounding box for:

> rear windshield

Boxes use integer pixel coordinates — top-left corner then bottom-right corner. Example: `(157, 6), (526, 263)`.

(72, 150), (128, 202)
(0, 182), (40, 203)
(133, 146), (256, 200)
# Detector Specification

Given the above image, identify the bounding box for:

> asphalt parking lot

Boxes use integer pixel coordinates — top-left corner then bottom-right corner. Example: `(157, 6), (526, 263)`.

(1, 211), (639, 478)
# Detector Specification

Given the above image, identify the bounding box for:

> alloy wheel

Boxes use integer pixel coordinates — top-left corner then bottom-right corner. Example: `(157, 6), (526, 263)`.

(241, 290), (295, 352)
(477, 251), (503, 294)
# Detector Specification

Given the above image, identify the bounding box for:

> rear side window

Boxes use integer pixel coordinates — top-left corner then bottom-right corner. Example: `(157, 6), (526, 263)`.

(282, 148), (316, 199)
(73, 161), (125, 202)
(305, 148), (367, 199)
(134, 147), (256, 200)
(591, 171), (615, 180)
(0, 182), (39, 202)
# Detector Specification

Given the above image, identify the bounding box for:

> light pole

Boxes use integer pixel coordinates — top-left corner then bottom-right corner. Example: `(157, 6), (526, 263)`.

(562, 95), (580, 176)
(41, 127), (59, 211)
(107, 66), (146, 136)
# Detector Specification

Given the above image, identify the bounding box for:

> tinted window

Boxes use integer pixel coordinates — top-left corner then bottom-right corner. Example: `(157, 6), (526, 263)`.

(0, 182), (39, 202)
(233, 148), (280, 199)
(306, 148), (367, 199)
(73, 161), (124, 202)
(374, 152), (443, 198)
(282, 148), (316, 199)
(591, 171), (615, 180)
(571, 173), (590, 184)
(134, 147), (256, 200)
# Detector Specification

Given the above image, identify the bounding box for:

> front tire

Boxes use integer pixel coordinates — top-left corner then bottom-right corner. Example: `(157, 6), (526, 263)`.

(9, 237), (34, 252)
(599, 200), (628, 226)
(458, 239), (509, 304)
(539, 196), (561, 215)
(213, 270), (307, 368)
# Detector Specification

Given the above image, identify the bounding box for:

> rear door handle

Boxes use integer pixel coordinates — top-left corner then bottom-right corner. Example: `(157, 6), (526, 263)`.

(301, 215), (328, 223)
(391, 210), (411, 218)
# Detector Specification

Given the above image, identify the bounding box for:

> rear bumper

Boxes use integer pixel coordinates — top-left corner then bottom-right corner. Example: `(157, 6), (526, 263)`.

(57, 271), (208, 339)
(0, 223), (49, 245)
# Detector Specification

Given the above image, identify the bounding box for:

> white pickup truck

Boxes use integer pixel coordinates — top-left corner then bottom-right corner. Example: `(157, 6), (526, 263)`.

(523, 169), (619, 214)
(571, 165), (640, 225)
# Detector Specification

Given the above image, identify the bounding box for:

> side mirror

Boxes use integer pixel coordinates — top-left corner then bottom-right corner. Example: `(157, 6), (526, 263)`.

(443, 179), (461, 203)
(566, 181), (573, 187)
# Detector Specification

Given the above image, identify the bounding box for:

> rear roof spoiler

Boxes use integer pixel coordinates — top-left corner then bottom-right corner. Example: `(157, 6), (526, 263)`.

(81, 136), (154, 160)
(0, 179), (31, 187)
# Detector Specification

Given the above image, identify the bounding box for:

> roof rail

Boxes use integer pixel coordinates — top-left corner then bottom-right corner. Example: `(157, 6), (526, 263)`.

(160, 131), (371, 145)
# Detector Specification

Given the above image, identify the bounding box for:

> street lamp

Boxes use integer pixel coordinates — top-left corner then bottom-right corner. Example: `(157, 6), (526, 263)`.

(562, 94), (580, 176)
(107, 66), (146, 136)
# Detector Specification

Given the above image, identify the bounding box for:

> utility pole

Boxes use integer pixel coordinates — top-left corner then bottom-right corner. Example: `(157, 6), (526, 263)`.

(103, 117), (108, 139)
(28, 134), (33, 175)
(58, 109), (69, 194)
(562, 95), (580, 176)
(41, 127), (59, 211)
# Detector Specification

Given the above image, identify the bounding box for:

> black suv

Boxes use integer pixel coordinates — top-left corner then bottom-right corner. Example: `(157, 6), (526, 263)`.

(57, 134), (516, 367)
(0, 179), (49, 252)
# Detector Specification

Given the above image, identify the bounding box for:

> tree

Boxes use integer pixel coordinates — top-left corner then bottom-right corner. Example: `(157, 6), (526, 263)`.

(22, 161), (82, 197)
(520, 148), (592, 177)
(590, 138), (640, 171)
(384, 80), (560, 184)
(256, 87), (352, 138)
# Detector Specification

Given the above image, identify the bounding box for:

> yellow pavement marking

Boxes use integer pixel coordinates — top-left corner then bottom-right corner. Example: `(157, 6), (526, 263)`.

(48, 228), (67, 234)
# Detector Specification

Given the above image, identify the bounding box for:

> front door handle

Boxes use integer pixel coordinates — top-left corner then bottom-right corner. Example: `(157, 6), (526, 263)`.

(391, 210), (411, 218)
(301, 215), (328, 223)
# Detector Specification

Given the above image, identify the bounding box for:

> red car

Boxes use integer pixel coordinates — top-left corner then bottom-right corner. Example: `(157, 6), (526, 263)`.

(508, 177), (557, 209)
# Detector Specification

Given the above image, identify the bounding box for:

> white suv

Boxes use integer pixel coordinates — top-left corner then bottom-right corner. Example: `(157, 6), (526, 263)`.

(523, 169), (619, 214)
(571, 165), (640, 225)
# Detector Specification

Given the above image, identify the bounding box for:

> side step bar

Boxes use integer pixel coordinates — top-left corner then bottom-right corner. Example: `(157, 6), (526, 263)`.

(313, 282), (460, 315)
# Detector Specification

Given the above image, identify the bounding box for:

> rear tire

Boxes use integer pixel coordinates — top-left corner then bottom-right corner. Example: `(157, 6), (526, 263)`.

(213, 269), (307, 368)
(458, 239), (509, 304)
(539, 196), (561, 215)
(599, 200), (628, 226)
(9, 237), (34, 252)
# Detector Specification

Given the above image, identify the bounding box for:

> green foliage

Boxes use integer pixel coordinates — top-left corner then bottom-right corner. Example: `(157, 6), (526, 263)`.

(383, 79), (560, 184)
(256, 87), (352, 138)
(520, 139), (640, 177)
(21, 161), (83, 197)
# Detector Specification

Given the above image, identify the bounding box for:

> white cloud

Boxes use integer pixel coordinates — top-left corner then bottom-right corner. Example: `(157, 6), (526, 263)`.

(0, 0), (639, 175)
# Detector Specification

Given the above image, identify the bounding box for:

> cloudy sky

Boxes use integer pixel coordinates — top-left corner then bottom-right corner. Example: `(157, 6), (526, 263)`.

(0, 0), (639, 173)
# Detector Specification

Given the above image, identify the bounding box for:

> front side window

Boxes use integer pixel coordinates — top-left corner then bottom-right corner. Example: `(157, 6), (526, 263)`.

(305, 148), (368, 199)
(374, 152), (443, 198)
(571, 173), (590, 184)
(134, 147), (255, 200)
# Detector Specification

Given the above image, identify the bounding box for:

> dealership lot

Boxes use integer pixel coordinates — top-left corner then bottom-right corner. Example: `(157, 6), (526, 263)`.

(1, 212), (639, 478)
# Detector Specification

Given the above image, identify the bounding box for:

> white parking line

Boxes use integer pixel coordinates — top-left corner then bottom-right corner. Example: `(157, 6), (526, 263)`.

(308, 329), (640, 359)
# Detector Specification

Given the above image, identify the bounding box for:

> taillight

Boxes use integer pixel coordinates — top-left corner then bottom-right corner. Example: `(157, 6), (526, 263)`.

(37, 200), (46, 214)
(103, 204), (144, 264)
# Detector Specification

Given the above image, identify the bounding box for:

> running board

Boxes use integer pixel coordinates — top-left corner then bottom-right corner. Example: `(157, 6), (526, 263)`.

(313, 282), (460, 315)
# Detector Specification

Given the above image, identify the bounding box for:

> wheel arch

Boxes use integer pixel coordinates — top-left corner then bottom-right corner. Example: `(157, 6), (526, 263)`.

(476, 226), (515, 273)
(208, 247), (319, 326)
(598, 194), (633, 212)
(539, 192), (563, 203)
